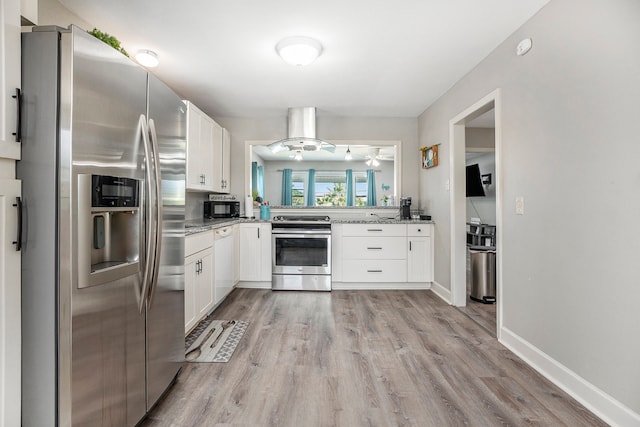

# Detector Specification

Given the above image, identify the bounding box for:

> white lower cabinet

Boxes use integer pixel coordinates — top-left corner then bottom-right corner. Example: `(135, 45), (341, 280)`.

(333, 222), (434, 286)
(239, 223), (271, 281)
(184, 232), (214, 333)
(0, 179), (21, 427)
(342, 259), (407, 282)
(233, 224), (240, 284)
(340, 224), (407, 283)
(214, 226), (234, 304)
(407, 224), (433, 282)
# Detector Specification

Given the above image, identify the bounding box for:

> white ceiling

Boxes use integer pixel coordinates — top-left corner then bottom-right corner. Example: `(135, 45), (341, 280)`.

(59, 0), (549, 119)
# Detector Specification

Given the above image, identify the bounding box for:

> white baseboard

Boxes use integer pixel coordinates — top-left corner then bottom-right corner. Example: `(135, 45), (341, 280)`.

(236, 281), (271, 289)
(236, 281), (432, 291)
(429, 280), (451, 304)
(331, 282), (430, 290)
(500, 327), (640, 427)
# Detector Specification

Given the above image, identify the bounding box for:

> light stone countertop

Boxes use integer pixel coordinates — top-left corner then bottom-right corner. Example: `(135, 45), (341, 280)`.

(185, 217), (433, 235)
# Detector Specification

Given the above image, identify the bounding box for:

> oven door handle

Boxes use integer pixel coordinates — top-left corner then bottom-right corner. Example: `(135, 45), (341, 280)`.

(272, 233), (331, 239)
(271, 229), (331, 235)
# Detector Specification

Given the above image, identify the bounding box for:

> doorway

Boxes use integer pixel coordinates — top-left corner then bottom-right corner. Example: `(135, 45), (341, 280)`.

(449, 90), (502, 339)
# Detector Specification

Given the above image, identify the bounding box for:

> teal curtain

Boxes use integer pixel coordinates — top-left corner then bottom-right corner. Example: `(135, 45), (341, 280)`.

(306, 169), (316, 206)
(251, 162), (258, 197)
(281, 168), (293, 206)
(345, 169), (354, 206)
(257, 165), (264, 199)
(366, 169), (377, 206)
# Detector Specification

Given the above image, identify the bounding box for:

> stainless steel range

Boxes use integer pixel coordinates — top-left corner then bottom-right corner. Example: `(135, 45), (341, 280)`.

(271, 215), (332, 291)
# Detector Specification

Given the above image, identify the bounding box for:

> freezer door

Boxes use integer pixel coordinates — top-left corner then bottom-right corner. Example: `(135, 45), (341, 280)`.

(146, 74), (186, 409)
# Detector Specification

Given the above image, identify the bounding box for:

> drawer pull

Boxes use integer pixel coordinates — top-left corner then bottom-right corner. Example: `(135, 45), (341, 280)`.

(367, 229), (383, 232)
(367, 269), (383, 273)
(367, 247), (382, 250)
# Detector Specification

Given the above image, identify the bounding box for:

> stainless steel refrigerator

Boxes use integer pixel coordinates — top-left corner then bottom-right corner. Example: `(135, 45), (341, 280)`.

(18, 25), (186, 426)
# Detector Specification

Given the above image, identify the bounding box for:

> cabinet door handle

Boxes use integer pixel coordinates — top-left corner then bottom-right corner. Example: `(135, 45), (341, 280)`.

(12, 197), (22, 251)
(409, 241), (412, 251)
(367, 269), (383, 273)
(11, 88), (22, 142)
(366, 247), (382, 250)
(12, 88), (22, 142)
(367, 228), (383, 232)
(257, 228), (260, 239)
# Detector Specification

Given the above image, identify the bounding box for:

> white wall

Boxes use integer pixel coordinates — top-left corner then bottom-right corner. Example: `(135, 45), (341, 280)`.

(38, 0), (92, 29)
(418, 0), (640, 421)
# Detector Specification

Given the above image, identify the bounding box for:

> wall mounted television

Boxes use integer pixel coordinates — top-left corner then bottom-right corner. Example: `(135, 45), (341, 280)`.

(466, 163), (485, 197)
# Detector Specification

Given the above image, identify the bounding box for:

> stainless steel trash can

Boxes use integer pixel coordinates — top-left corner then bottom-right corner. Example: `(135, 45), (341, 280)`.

(469, 248), (496, 303)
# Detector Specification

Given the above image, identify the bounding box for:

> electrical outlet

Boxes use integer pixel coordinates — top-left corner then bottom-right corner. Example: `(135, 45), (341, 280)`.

(515, 196), (525, 215)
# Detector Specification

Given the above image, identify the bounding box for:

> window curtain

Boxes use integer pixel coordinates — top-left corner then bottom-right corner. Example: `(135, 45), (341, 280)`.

(306, 169), (316, 206)
(366, 169), (377, 206)
(257, 165), (264, 199)
(345, 169), (354, 206)
(281, 168), (293, 206)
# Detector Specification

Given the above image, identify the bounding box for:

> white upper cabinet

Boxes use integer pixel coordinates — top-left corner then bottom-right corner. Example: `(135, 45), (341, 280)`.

(221, 127), (231, 192)
(185, 101), (215, 192)
(210, 118), (223, 192)
(210, 121), (231, 193)
(0, 0), (21, 160)
(185, 101), (231, 193)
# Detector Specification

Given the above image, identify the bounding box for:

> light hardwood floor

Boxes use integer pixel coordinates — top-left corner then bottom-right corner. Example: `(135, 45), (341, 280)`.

(143, 289), (605, 427)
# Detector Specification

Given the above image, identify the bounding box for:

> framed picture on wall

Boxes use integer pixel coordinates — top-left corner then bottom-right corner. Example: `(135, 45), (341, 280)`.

(420, 145), (439, 169)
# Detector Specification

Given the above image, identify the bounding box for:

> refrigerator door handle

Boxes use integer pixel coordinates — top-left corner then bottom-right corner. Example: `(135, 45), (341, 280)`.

(139, 114), (156, 313)
(147, 118), (163, 307)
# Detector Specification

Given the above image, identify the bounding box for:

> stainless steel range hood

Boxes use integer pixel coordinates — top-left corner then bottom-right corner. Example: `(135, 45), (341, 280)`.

(268, 107), (335, 153)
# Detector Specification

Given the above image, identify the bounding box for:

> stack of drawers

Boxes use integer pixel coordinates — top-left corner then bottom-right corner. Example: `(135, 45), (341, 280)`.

(341, 224), (407, 282)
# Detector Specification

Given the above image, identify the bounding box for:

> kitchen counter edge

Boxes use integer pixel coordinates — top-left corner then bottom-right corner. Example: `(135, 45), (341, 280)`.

(185, 218), (433, 236)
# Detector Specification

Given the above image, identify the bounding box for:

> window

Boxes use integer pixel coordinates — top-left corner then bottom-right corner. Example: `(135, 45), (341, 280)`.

(354, 171), (367, 206)
(286, 170), (375, 207)
(291, 172), (305, 206)
(315, 171), (346, 206)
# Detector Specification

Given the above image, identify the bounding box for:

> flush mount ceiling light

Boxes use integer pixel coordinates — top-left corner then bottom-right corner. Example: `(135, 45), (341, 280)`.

(344, 146), (352, 161)
(135, 49), (159, 68)
(276, 36), (323, 66)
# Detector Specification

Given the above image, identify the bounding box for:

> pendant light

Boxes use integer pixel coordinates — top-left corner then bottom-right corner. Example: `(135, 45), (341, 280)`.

(344, 146), (352, 161)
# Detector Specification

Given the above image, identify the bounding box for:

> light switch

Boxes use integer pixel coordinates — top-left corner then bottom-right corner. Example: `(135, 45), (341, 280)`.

(515, 196), (525, 215)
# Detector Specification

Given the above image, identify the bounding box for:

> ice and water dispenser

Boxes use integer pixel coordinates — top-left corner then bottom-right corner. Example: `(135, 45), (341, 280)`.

(78, 174), (142, 288)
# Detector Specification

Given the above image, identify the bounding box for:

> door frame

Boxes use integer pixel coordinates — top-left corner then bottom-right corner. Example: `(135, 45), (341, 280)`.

(449, 89), (503, 338)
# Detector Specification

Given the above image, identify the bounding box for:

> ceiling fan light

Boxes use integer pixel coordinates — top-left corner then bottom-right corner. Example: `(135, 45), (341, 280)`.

(276, 37), (323, 66)
(135, 49), (159, 68)
(294, 150), (303, 161)
(372, 158), (380, 167)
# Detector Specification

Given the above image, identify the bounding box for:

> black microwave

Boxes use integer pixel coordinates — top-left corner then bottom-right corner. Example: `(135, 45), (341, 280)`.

(204, 200), (240, 219)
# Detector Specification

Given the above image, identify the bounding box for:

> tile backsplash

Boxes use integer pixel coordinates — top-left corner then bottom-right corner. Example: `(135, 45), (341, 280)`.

(185, 192), (209, 221)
